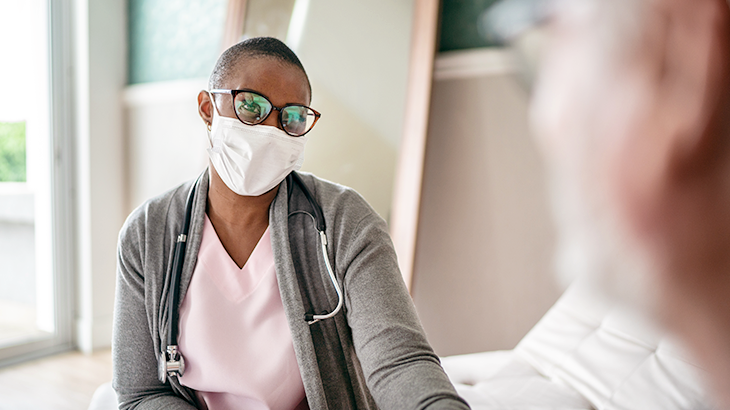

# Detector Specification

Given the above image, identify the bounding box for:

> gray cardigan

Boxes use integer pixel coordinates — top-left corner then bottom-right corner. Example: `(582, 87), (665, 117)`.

(112, 171), (469, 410)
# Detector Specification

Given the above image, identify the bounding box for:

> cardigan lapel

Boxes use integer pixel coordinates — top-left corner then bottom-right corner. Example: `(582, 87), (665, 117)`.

(269, 176), (329, 410)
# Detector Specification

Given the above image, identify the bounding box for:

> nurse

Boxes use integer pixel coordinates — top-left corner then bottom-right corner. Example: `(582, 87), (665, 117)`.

(112, 37), (469, 410)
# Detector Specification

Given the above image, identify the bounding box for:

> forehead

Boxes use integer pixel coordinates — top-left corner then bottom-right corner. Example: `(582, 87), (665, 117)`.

(222, 57), (310, 105)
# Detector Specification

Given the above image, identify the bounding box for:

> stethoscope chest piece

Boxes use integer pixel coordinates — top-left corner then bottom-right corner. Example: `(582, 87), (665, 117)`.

(157, 171), (342, 384)
(158, 345), (185, 383)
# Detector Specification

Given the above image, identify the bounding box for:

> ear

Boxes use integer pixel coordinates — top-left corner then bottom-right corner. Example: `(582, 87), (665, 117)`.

(198, 90), (214, 128)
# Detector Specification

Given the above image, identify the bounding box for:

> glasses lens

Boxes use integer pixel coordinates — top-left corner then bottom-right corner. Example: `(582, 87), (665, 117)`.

(234, 92), (272, 124)
(281, 106), (316, 136)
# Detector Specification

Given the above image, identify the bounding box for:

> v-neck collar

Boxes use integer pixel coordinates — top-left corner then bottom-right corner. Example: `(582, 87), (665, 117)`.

(195, 214), (274, 304)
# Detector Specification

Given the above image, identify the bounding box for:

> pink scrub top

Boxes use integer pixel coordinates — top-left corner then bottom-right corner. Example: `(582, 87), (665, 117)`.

(178, 215), (307, 410)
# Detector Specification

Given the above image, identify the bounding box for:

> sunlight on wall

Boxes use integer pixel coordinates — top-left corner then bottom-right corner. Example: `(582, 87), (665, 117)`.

(293, 0), (413, 220)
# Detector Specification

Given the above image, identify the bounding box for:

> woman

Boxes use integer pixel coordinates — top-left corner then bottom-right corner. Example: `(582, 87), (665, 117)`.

(112, 37), (468, 410)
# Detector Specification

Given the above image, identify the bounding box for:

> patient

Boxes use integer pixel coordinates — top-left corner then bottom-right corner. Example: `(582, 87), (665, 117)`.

(528, 0), (730, 406)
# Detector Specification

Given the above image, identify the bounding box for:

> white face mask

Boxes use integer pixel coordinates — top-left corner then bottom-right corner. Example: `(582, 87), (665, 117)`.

(206, 110), (308, 196)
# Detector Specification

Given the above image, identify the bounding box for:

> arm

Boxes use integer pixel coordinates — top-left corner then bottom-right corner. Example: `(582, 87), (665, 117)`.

(112, 214), (197, 410)
(339, 212), (470, 410)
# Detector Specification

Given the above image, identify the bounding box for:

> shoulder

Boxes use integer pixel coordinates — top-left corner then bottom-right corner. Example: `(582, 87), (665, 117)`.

(294, 172), (380, 225)
(118, 180), (194, 247)
(292, 173), (391, 255)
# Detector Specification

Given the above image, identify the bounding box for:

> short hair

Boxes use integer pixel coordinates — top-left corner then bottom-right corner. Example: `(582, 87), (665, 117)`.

(208, 37), (311, 96)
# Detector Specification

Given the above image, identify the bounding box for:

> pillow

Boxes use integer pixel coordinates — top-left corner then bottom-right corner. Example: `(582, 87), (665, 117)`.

(515, 280), (715, 410)
(442, 350), (593, 409)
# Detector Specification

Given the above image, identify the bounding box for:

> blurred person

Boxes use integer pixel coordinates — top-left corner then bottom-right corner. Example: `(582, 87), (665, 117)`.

(112, 37), (468, 410)
(526, 0), (730, 405)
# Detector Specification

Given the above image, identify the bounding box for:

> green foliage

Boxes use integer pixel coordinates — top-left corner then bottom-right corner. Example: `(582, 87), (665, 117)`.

(0, 122), (27, 182)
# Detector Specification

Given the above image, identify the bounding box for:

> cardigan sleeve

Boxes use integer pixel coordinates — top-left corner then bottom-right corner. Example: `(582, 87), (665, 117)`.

(112, 210), (197, 410)
(337, 210), (470, 410)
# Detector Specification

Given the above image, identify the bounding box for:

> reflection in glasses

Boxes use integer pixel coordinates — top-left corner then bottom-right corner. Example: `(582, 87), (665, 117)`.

(210, 88), (321, 137)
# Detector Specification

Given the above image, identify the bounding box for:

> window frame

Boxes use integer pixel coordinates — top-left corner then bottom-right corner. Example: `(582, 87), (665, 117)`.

(0, 0), (76, 367)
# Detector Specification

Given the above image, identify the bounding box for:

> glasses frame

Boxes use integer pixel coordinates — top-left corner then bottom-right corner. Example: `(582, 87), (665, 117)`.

(209, 88), (321, 137)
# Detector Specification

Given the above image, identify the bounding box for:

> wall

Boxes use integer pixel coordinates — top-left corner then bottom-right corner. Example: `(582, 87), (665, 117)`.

(439, 0), (501, 51)
(124, 0), (227, 211)
(124, 0), (229, 212)
(243, 0), (295, 41)
(73, 0), (127, 352)
(128, 0), (226, 84)
(411, 49), (562, 356)
(292, 0), (413, 220)
(123, 79), (210, 211)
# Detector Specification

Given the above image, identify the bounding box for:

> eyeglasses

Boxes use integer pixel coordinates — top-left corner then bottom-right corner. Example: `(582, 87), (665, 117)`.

(209, 89), (321, 137)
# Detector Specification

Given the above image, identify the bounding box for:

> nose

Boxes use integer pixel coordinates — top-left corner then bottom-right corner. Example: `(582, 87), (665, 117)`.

(262, 107), (282, 130)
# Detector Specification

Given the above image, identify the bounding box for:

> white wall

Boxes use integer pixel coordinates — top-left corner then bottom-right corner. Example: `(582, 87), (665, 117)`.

(123, 79), (209, 212)
(292, 0), (413, 220)
(412, 49), (563, 356)
(73, 0), (127, 352)
(301, 80), (399, 220)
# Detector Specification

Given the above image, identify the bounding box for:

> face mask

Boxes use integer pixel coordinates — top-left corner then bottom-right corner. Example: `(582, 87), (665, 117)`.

(206, 110), (308, 196)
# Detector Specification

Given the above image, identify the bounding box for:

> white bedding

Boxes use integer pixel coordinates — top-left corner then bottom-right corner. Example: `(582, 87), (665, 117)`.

(442, 280), (716, 410)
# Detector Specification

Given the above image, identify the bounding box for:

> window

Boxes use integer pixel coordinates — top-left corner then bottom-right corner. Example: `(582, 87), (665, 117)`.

(0, 0), (74, 365)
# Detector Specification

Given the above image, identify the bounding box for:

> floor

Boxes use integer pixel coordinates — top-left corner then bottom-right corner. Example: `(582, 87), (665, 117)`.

(0, 349), (112, 410)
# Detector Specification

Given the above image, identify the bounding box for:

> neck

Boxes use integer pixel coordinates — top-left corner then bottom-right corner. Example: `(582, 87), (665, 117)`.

(206, 165), (279, 229)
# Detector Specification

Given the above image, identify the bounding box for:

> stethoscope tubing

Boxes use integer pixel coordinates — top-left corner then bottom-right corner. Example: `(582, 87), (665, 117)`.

(288, 209), (345, 324)
(166, 173), (200, 347)
(159, 171), (344, 382)
(312, 230), (344, 324)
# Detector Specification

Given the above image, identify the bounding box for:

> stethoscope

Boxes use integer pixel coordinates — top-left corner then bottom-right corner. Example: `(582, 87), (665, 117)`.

(158, 171), (344, 383)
